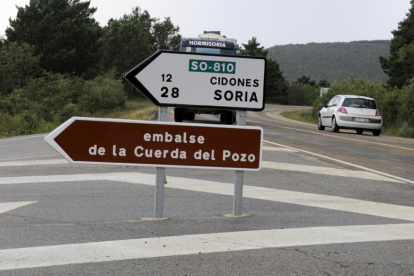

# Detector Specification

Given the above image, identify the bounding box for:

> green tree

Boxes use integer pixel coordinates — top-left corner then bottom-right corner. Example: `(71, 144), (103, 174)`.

(0, 42), (41, 95)
(6, 0), (101, 77)
(295, 75), (317, 87)
(380, 0), (414, 88)
(242, 37), (288, 103)
(99, 7), (181, 97)
(99, 8), (181, 74)
(242, 37), (268, 57)
(152, 17), (182, 51)
(317, 78), (330, 87)
(99, 7), (154, 76)
(266, 58), (288, 103)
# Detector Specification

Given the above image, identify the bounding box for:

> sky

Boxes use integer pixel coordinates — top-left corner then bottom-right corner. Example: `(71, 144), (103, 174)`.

(0, 0), (411, 48)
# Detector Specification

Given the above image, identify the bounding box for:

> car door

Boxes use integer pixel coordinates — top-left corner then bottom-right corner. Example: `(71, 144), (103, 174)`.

(322, 96), (338, 126)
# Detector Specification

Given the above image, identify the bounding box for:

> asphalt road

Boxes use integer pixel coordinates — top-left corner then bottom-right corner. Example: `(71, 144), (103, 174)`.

(1, 105), (414, 275)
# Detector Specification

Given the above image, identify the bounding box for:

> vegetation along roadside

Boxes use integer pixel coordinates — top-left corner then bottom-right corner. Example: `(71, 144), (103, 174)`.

(1, 0), (414, 139)
(280, 76), (414, 139)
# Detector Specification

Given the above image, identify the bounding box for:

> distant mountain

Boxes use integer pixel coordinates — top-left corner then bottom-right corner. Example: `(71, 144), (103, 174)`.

(267, 40), (391, 84)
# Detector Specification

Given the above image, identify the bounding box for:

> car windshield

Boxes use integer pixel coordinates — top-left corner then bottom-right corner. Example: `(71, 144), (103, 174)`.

(181, 46), (234, 55)
(342, 98), (377, 109)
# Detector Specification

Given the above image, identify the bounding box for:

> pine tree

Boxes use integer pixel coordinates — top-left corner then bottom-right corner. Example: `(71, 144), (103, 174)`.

(380, 0), (414, 88)
(242, 37), (268, 57)
(6, 0), (101, 78)
(242, 37), (288, 103)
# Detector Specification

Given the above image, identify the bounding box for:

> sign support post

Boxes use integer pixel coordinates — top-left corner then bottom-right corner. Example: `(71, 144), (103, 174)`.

(154, 106), (168, 218)
(233, 110), (246, 216)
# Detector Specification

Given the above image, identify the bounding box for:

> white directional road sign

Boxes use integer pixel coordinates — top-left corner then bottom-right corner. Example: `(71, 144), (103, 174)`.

(124, 51), (266, 111)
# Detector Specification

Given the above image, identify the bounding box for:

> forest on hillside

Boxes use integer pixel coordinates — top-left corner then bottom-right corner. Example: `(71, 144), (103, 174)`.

(267, 40), (391, 84)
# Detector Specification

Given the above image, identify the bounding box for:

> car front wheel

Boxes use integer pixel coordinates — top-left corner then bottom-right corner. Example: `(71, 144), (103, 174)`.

(331, 117), (340, 132)
(224, 111), (234, 125)
(318, 116), (325, 130)
(356, 129), (363, 135)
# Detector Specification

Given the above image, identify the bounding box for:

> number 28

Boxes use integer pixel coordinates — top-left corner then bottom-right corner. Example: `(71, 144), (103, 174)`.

(161, 87), (179, 98)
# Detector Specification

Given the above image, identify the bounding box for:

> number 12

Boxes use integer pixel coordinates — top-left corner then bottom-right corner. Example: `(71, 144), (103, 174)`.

(162, 74), (172, 82)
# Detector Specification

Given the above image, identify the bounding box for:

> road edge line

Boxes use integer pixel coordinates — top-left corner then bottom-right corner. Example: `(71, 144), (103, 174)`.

(262, 139), (414, 185)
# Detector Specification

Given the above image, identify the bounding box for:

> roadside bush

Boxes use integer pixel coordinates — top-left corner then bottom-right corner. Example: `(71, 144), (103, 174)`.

(312, 76), (389, 121)
(0, 70), (126, 137)
(0, 112), (39, 137)
(399, 82), (414, 127)
(286, 83), (319, 106)
(3, 72), (82, 122)
(399, 122), (414, 138)
(79, 72), (126, 113)
(57, 103), (81, 123)
(0, 88), (31, 115)
(0, 42), (41, 96)
(379, 88), (401, 127)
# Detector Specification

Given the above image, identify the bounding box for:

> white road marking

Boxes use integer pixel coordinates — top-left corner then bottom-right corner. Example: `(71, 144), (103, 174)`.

(263, 140), (414, 185)
(0, 154), (60, 162)
(262, 146), (297, 152)
(0, 173), (131, 185)
(262, 161), (402, 183)
(0, 159), (68, 167)
(255, 115), (414, 152)
(1, 223), (414, 270)
(0, 134), (45, 143)
(0, 158), (399, 183)
(0, 201), (37, 214)
(1, 172), (414, 222)
(0, 146), (291, 166)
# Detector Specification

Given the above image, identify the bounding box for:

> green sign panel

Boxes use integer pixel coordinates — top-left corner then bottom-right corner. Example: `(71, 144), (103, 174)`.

(189, 59), (236, 74)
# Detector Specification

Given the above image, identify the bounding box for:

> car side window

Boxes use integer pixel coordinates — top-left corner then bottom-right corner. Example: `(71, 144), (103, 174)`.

(332, 97), (341, 106)
(327, 97), (336, 107)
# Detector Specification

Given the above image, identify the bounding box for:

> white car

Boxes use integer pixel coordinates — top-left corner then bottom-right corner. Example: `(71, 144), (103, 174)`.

(318, 95), (383, 136)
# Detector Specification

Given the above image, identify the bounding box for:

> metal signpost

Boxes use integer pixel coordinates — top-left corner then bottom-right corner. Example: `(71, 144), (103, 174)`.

(234, 110), (246, 216)
(124, 51), (266, 217)
(156, 106), (168, 218)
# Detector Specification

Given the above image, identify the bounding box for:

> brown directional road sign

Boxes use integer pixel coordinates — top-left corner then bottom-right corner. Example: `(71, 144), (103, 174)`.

(45, 117), (263, 171)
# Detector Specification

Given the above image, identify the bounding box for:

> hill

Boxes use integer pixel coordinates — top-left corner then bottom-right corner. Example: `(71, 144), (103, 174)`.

(267, 40), (391, 84)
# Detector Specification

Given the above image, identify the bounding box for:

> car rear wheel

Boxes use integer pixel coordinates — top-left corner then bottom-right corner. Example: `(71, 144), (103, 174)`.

(318, 116), (325, 130)
(331, 117), (340, 132)
(356, 129), (363, 135)
(372, 129), (381, 136)
(186, 112), (195, 121)
(174, 108), (184, 122)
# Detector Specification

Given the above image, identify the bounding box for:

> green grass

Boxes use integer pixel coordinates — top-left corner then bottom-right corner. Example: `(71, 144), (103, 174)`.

(281, 110), (318, 125)
(106, 98), (158, 120)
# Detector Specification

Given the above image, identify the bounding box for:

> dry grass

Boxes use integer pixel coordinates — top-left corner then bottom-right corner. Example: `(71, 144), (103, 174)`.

(281, 110), (318, 125)
(112, 98), (158, 120)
